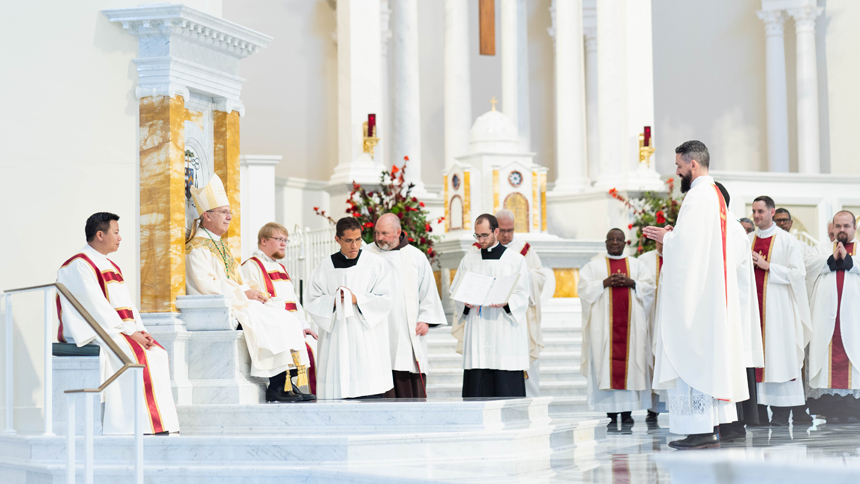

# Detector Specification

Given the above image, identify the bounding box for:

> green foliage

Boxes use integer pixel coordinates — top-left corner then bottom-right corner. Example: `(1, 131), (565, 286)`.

(609, 178), (683, 256)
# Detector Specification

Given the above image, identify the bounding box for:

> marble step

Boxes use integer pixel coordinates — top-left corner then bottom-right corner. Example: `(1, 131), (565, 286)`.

(426, 380), (587, 399)
(426, 366), (584, 386)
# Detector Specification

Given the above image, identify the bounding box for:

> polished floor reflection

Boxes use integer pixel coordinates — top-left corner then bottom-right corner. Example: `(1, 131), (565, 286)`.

(550, 416), (860, 483)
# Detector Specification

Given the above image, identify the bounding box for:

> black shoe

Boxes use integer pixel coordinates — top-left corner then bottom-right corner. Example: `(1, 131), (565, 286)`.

(668, 433), (720, 450)
(291, 381), (317, 401)
(719, 422), (746, 442)
(770, 407), (790, 426)
(266, 386), (303, 403)
(606, 413), (618, 430)
(646, 410), (659, 423)
(620, 412), (635, 426)
(791, 407), (814, 423)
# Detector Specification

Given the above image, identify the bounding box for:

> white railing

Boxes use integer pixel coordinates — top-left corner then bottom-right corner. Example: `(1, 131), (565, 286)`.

(3, 284), (145, 484)
(283, 226), (337, 303)
(793, 230), (819, 247)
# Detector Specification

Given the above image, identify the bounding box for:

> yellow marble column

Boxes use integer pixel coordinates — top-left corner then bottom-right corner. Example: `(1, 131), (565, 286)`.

(139, 95), (187, 313)
(444, 175), (450, 232)
(214, 109), (242, 257)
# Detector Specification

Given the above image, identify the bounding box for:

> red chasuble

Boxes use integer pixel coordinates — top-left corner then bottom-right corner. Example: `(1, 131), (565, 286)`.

(606, 257), (632, 390)
(752, 235), (776, 383)
(831, 242), (856, 389)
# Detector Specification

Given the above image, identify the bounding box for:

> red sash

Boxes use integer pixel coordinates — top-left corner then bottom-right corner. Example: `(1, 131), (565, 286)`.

(473, 242), (481, 249)
(607, 257), (632, 390)
(520, 243), (531, 256)
(57, 253), (107, 343)
(831, 242), (856, 388)
(122, 334), (165, 434)
(752, 235), (776, 383)
(712, 185), (728, 305)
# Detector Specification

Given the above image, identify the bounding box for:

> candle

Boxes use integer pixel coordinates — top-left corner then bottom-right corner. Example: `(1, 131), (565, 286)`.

(368, 114), (376, 137)
(643, 126), (651, 147)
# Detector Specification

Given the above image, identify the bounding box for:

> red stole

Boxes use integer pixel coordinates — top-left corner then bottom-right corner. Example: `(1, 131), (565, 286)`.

(831, 242), (856, 389)
(752, 234), (776, 383)
(56, 253), (125, 343)
(655, 254), (663, 290)
(712, 185), (728, 304)
(520, 243), (531, 257)
(606, 257), (632, 390)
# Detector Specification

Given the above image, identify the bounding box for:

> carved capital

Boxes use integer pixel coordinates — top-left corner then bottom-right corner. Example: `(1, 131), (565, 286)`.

(788, 6), (824, 34)
(214, 97), (246, 116)
(757, 9), (786, 37)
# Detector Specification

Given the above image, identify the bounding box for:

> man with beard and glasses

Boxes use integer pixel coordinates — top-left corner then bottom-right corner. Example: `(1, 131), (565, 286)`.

(365, 213), (446, 398)
(643, 141), (749, 449)
(451, 214), (531, 398)
(578, 229), (655, 427)
(241, 222), (319, 401)
(807, 211), (860, 422)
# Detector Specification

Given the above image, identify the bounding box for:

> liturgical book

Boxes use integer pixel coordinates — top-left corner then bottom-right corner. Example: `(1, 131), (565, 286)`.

(451, 271), (520, 307)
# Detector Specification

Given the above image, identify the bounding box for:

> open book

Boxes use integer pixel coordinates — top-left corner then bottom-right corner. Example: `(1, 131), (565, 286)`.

(450, 271), (520, 307)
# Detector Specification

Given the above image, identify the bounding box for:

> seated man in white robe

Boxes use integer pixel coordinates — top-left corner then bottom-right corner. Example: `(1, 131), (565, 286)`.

(305, 217), (394, 399)
(365, 214), (446, 398)
(57, 212), (179, 435)
(451, 214), (531, 398)
(241, 222), (319, 399)
(185, 175), (310, 403)
(495, 209), (546, 397)
(749, 196), (812, 425)
(579, 229), (655, 427)
(807, 211), (860, 423)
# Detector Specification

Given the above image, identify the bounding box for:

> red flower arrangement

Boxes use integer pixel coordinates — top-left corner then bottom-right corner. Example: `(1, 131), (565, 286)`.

(608, 178), (683, 256)
(314, 156), (444, 264)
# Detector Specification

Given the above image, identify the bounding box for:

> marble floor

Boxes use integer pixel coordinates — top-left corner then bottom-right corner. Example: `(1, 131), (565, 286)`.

(547, 415), (860, 484)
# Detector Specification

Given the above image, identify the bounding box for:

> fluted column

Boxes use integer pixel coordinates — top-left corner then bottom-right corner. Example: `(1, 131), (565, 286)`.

(584, 26), (599, 183)
(789, 5), (823, 174)
(501, 0), (531, 150)
(757, 9), (790, 173)
(392, 0), (425, 192)
(380, 0), (392, 173)
(594, 0), (624, 188)
(552, 0), (589, 193)
(444, 0), (472, 170)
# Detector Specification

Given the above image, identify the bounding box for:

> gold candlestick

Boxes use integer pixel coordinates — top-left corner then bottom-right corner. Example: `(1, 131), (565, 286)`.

(363, 122), (379, 159)
(639, 132), (655, 168)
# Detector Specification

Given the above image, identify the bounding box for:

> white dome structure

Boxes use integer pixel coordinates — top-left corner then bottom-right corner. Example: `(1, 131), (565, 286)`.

(469, 109), (518, 154)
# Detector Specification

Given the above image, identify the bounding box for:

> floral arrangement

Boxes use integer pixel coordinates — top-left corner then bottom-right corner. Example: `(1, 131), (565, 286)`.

(609, 178), (683, 255)
(315, 156), (444, 263)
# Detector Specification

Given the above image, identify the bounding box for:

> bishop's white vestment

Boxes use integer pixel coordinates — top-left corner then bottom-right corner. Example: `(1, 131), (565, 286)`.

(305, 250), (393, 399)
(579, 254), (655, 412)
(365, 238), (446, 397)
(57, 244), (180, 435)
(749, 223), (811, 407)
(185, 230), (309, 378)
(653, 175), (748, 434)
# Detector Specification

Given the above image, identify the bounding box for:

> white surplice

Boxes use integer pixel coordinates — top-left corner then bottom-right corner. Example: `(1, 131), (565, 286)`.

(56, 244), (179, 435)
(750, 223), (811, 406)
(451, 243), (531, 371)
(653, 175), (746, 434)
(241, 250), (311, 332)
(638, 249), (667, 408)
(305, 250), (393, 399)
(807, 239), (860, 396)
(365, 241), (446, 374)
(578, 254), (655, 412)
(185, 231), (308, 378)
(730, 213), (764, 372)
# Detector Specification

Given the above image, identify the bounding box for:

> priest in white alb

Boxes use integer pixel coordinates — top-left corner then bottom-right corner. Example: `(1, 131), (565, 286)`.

(807, 210), (860, 422)
(241, 222), (319, 398)
(57, 212), (179, 435)
(365, 213), (446, 398)
(638, 244), (666, 424)
(644, 141), (748, 450)
(305, 217), (394, 399)
(749, 195), (812, 425)
(451, 214), (531, 397)
(185, 175), (311, 403)
(495, 209), (547, 397)
(579, 228), (655, 426)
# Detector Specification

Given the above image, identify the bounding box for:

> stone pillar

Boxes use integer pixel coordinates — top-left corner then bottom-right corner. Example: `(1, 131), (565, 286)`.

(757, 9), (790, 173)
(214, 106), (242, 256)
(444, 0), (472, 170)
(380, 0), (393, 173)
(789, 5), (823, 174)
(594, 0), (624, 188)
(551, 0), (589, 194)
(584, 25), (599, 182)
(139, 94), (188, 313)
(392, 0), (426, 194)
(501, 0), (531, 149)
(239, 155), (281, 261)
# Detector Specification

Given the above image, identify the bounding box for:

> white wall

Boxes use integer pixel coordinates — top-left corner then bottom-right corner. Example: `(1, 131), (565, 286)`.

(824, 0), (860, 174)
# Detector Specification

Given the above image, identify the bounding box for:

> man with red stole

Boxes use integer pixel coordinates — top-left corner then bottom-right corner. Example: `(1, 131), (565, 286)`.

(644, 141), (748, 450)
(579, 229), (655, 427)
(748, 196), (812, 426)
(807, 211), (860, 422)
(57, 212), (179, 435)
(241, 222), (318, 399)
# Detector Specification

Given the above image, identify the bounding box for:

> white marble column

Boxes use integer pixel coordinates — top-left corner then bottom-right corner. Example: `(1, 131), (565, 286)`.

(757, 9), (790, 173)
(380, 0), (392, 174)
(552, 0), (589, 193)
(583, 24), (599, 183)
(444, 0), (472, 170)
(594, 0), (624, 188)
(392, 0), (426, 194)
(789, 5), (823, 174)
(239, 155), (281, 261)
(501, 0), (531, 150)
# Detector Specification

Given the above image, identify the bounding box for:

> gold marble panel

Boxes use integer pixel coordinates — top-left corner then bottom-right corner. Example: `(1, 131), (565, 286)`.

(463, 172), (471, 230)
(493, 169), (500, 213)
(532, 171), (539, 230)
(184, 109), (204, 132)
(553, 268), (579, 298)
(540, 173), (547, 232)
(214, 110), (242, 258)
(139, 95), (187, 312)
(449, 268), (458, 285)
(444, 175), (449, 233)
(434, 270), (442, 299)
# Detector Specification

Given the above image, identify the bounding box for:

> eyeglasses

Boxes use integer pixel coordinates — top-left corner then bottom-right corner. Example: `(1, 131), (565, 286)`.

(498, 228), (515, 235)
(268, 237), (288, 244)
(207, 209), (232, 216)
(473, 233), (493, 240)
(338, 237), (362, 245)
(774, 218), (791, 224)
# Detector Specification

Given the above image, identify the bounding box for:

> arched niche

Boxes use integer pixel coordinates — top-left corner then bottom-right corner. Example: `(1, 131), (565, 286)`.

(504, 192), (529, 233)
(450, 195), (464, 230)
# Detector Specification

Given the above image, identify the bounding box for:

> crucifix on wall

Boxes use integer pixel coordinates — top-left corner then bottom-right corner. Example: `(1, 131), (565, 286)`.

(479, 0), (495, 55)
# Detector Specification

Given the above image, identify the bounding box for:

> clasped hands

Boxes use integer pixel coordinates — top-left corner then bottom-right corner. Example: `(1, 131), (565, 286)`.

(834, 242), (849, 261)
(129, 330), (155, 350)
(603, 273), (635, 288)
(332, 286), (358, 309)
